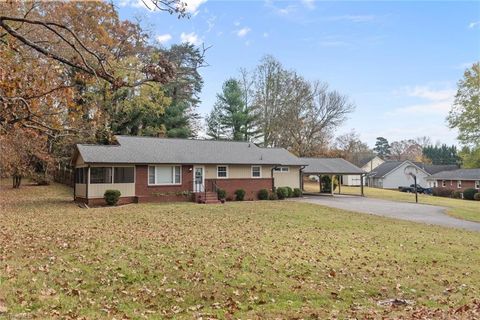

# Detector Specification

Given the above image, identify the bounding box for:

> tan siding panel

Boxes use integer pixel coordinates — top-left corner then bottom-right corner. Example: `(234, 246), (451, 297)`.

(273, 166), (300, 189)
(88, 183), (135, 198)
(75, 183), (86, 197)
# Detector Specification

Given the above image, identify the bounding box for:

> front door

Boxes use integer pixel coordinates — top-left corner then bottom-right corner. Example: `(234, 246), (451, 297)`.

(193, 166), (204, 192)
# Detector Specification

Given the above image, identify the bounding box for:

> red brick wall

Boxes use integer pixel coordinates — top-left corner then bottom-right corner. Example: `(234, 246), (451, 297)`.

(208, 178), (273, 201)
(135, 165), (194, 202)
(76, 196), (137, 206)
(436, 180), (477, 191)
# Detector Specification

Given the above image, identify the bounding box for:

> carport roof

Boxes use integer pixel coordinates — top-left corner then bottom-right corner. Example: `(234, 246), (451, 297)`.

(301, 158), (365, 175)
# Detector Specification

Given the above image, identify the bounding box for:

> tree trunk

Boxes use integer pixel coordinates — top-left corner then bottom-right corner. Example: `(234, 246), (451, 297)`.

(13, 175), (22, 188)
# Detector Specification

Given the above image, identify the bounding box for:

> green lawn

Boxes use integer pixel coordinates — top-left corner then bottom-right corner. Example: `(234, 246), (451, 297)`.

(304, 181), (480, 223)
(1, 182), (480, 319)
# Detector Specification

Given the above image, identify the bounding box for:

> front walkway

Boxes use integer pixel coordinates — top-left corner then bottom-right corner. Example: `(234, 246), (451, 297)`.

(293, 195), (480, 232)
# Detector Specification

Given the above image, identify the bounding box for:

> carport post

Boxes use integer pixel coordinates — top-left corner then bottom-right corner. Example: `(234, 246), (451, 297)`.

(331, 175), (334, 196)
(318, 175), (321, 192)
(338, 175), (341, 194)
(360, 174), (364, 197)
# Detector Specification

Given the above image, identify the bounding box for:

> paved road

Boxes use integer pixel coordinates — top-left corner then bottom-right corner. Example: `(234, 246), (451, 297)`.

(293, 194), (480, 232)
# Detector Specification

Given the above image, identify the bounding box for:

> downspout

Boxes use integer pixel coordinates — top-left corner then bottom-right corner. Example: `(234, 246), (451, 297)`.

(299, 165), (307, 191)
(271, 165), (279, 191)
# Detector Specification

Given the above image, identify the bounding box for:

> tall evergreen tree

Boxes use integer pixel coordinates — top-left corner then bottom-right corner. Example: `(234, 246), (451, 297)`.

(206, 79), (257, 141)
(373, 137), (390, 158)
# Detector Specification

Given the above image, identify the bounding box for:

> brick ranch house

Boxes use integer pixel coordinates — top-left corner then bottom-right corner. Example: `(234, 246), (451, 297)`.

(71, 136), (307, 205)
(426, 168), (480, 192)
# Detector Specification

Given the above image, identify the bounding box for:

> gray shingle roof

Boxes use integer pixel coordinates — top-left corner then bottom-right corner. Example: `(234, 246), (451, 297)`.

(367, 161), (404, 178)
(369, 161), (460, 178)
(428, 169), (480, 181)
(413, 163), (459, 175)
(300, 158), (365, 174)
(76, 135), (306, 166)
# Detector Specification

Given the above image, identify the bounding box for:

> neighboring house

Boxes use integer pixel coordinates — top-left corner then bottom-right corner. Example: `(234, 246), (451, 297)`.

(368, 161), (430, 189)
(426, 169), (480, 191)
(342, 155), (384, 186)
(367, 160), (458, 189)
(72, 136), (306, 205)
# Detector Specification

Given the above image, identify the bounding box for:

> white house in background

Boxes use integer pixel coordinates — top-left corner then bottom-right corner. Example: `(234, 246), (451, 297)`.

(368, 160), (430, 189)
(342, 155), (384, 186)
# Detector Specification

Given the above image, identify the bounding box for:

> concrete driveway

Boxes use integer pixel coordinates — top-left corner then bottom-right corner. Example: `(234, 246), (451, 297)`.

(293, 194), (480, 232)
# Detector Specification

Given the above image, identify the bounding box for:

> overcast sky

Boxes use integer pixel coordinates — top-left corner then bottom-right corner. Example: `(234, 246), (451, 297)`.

(115, 0), (480, 147)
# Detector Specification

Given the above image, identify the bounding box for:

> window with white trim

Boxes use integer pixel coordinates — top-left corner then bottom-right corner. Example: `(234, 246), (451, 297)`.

(251, 166), (261, 178)
(457, 180), (462, 189)
(476, 180), (480, 189)
(442, 180), (446, 187)
(274, 167), (289, 173)
(217, 166), (228, 178)
(148, 165), (181, 185)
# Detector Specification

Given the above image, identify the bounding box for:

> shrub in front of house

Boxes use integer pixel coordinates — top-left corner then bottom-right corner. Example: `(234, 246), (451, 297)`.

(463, 188), (478, 200)
(276, 187), (288, 200)
(474, 193), (480, 201)
(104, 190), (121, 206)
(217, 188), (227, 200)
(293, 188), (302, 197)
(452, 190), (462, 199)
(234, 189), (246, 201)
(269, 192), (278, 200)
(432, 187), (454, 198)
(258, 189), (269, 200)
(285, 186), (293, 198)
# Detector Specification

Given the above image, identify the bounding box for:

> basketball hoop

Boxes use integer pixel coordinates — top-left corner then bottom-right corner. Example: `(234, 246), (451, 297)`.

(404, 165), (418, 179)
(404, 165), (419, 203)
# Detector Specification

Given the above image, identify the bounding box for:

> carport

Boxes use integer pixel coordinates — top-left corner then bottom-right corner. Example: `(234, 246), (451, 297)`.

(300, 158), (366, 196)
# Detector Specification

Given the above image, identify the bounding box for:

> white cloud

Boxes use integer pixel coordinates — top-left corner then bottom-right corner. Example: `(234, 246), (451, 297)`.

(389, 85), (456, 116)
(181, 0), (207, 14)
(468, 21), (480, 28)
(237, 27), (251, 37)
(180, 32), (201, 45)
(302, 0), (315, 9)
(263, 32), (269, 38)
(156, 33), (172, 44)
(327, 15), (375, 23)
(388, 100), (453, 116)
(206, 15), (216, 32)
(120, 0), (206, 14)
(404, 86), (456, 101)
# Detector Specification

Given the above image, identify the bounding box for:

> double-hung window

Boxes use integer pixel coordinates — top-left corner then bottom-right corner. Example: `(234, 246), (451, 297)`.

(457, 180), (462, 189)
(148, 165), (181, 185)
(251, 166), (261, 178)
(442, 180), (446, 187)
(217, 166), (228, 178)
(476, 180), (480, 189)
